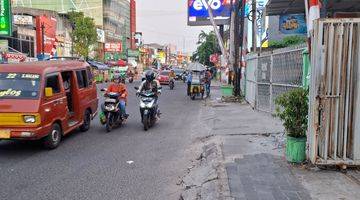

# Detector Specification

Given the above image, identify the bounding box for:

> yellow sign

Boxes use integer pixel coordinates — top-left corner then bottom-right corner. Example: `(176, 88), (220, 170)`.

(0, 130), (10, 139)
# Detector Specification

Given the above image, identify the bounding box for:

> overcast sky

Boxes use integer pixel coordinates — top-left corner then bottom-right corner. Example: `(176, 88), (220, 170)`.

(137, 0), (211, 54)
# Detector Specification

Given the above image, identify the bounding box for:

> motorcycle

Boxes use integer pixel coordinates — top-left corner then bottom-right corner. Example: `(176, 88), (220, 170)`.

(134, 87), (161, 131)
(169, 78), (175, 90)
(128, 76), (134, 83)
(100, 89), (124, 132)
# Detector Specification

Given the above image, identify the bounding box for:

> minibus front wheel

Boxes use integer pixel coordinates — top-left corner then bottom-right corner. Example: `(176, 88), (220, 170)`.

(43, 123), (62, 149)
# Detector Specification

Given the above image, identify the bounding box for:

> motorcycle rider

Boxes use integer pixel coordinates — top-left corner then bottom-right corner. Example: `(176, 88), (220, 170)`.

(105, 74), (129, 118)
(137, 70), (162, 115)
(169, 69), (176, 80)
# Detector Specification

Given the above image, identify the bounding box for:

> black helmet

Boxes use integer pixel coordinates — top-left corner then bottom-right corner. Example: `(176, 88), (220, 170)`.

(145, 70), (155, 82)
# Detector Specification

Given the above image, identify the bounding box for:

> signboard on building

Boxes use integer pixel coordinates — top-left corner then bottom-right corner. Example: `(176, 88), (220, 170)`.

(127, 49), (140, 58)
(105, 43), (122, 52)
(188, 0), (231, 26)
(0, 0), (12, 36)
(0, 39), (8, 52)
(279, 14), (307, 35)
(210, 53), (219, 63)
(134, 32), (143, 47)
(14, 15), (33, 26)
(36, 15), (57, 57)
(97, 28), (105, 43)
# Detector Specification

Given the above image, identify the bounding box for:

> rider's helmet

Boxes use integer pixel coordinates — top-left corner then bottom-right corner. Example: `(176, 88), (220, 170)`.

(119, 72), (126, 82)
(145, 70), (155, 82)
(113, 74), (121, 83)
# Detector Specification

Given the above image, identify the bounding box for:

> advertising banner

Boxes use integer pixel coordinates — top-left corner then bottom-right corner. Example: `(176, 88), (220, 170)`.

(105, 43), (122, 52)
(36, 15), (57, 56)
(14, 15), (33, 25)
(188, 0), (231, 26)
(279, 14), (307, 35)
(0, 0), (12, 36)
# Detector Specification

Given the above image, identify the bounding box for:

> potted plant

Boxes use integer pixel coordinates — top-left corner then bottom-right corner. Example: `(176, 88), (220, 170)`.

(275, 88), (308, 163)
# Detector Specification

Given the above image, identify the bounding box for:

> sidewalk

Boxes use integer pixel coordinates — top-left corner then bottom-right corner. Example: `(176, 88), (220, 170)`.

(201, 84), (360, 200)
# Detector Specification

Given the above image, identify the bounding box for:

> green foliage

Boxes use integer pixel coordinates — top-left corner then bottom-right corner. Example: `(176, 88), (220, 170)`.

(192, 31), (220, 66)
(275, 88), (309, 138)
(268, 36), (307, 49)
(69, 11), (98, 58)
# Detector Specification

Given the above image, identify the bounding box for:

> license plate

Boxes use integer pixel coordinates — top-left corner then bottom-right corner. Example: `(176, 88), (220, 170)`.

(0, 130), (10, 139)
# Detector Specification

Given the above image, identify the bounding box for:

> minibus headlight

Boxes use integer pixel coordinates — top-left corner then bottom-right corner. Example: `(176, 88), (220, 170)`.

(23, 115), (36, 123)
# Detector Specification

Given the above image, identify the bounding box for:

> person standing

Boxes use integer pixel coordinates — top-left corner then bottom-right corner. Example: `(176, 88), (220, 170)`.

(186, 72), (193, 96)
(204, 69), (212, 96)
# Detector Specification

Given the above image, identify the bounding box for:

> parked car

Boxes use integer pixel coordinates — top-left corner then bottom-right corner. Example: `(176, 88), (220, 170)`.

(0, 60), (98, 149)
(158, 70), (170, 85)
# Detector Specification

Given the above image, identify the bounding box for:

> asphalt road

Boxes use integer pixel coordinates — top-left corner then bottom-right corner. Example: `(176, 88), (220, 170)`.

(0, 81), (202, 200)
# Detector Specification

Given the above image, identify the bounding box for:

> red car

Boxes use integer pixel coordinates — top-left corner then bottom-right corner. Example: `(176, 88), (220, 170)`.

(158, 70), (170, 85)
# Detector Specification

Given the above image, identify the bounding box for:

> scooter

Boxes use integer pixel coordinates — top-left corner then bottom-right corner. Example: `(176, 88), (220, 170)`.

(100, 89), (124, 132)
(134, 87), (161, 131)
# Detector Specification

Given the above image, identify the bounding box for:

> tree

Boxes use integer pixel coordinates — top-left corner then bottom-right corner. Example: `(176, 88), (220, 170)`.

(192, 31), (220, 66)
(69, 11), (98, 58)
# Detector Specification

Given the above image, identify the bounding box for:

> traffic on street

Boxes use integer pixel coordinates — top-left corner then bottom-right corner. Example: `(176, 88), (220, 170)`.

(2, 0), (360, 200)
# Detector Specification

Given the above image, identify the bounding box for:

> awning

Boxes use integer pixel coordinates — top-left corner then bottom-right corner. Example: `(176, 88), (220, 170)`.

(187, 62), (206, 72)
(266, 0), (360, 16)
(87, 61), (110, 71)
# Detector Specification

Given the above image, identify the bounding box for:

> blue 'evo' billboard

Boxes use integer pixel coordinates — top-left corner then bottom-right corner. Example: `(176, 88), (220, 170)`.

(188, 0), (231, 26)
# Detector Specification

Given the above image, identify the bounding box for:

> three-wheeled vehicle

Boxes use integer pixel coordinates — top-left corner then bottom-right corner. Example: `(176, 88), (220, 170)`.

(187, 62), (206, 100)
(189, 71), (205, 100)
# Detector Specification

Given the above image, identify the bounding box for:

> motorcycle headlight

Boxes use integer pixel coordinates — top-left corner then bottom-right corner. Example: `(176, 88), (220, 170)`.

(146, 100), (155, 108)
(140, 101), (146, 108)
(105, 105), (115, 111)
(23, 115), (36, 123)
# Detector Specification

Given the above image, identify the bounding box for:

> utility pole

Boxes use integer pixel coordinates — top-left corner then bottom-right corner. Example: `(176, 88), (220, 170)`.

(41, 22), (45, 59)
(219, 25), (224, 40)
(238, 0), (246, 95)
(252, 0), (257, 52)
(234, 0), (240, 96)
(206, 1), (229, 65)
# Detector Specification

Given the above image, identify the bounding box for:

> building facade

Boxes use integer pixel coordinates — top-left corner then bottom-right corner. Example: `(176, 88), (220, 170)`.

(12, 0), (104, 27)
(103, 0), (131, 61)
(130, 0), (136, 49)
(11, 0), (134, 61)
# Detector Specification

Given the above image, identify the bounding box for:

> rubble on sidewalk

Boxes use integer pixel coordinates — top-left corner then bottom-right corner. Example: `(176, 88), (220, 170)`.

(179, 138), (231, 200)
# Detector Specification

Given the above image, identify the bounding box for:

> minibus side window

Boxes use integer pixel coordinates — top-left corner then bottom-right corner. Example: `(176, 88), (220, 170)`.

(86, 67), (93, 86)
(76, 70), (89, 89)
(46, 75), (61, 94)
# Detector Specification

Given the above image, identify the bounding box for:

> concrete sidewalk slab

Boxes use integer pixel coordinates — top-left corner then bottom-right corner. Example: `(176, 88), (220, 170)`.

(202, 86), (360, 200)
